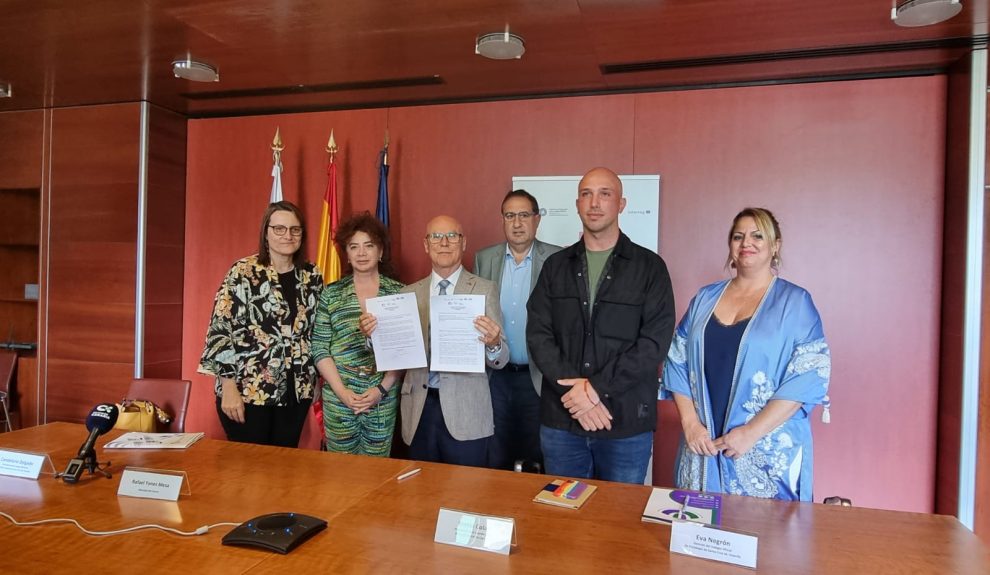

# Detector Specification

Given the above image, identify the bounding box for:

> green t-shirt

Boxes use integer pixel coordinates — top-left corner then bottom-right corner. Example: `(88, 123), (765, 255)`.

(585, 247), (613, 314)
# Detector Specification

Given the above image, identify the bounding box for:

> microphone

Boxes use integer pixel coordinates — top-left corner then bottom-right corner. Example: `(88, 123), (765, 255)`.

(61, 403), (119, 483)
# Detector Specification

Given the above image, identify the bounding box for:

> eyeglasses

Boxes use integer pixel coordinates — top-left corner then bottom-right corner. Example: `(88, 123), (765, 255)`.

(503, 211), (536, 221)
(269, 225), (303, 237)
(426, 231), (463, 245)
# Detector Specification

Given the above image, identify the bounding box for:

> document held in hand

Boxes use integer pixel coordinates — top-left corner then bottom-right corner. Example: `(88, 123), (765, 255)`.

(429, 294), (486, 373)
(366, 292), (428, 371)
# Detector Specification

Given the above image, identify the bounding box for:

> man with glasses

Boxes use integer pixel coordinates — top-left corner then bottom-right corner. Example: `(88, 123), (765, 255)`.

(527, 168), (675, 485)
(474, 190), (561, 472)
(366, 215), (508, 466)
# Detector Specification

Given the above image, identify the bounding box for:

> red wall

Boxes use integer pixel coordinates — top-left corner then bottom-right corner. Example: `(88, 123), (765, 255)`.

(183, 76), (945, 512)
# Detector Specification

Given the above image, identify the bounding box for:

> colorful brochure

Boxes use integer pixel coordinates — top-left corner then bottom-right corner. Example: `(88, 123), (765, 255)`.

(642, 487), (722, 526)
(533, 479), (597, 509)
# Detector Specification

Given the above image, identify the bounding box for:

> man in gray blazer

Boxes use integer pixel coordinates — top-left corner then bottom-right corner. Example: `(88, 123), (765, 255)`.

(388, 215), (508, 466)
(474, 190), (561, 472)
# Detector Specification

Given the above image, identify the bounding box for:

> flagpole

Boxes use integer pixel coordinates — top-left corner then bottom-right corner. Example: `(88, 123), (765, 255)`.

(316, 130), (341, 286)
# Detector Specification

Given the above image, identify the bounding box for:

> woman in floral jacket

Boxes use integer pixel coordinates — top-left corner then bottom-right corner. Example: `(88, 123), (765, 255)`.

(661, 208), (830, 501)
(199, 201), (323, 447)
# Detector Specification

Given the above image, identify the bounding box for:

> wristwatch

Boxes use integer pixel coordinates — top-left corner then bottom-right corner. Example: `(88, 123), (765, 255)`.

(376, 383), (388, 397)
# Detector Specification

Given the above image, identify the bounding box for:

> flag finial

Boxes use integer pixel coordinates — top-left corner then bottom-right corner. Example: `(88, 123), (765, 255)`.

(326, 129), (338, 157)
(271, 127), (284, 167)
(383, 129), (390, 166)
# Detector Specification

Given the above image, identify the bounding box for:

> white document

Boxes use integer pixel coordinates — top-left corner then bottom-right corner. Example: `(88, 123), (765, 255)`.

(366, 293), (428, 371)
(104, 432), (205, 449)
(429, 294), (485, 373)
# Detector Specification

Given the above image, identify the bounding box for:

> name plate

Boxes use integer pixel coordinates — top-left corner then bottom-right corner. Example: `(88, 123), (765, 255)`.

(0, 449), (46, 479)
(670, 519), (758, 569)
(434, 507), (515, 555)
(117, 468), (185, 501)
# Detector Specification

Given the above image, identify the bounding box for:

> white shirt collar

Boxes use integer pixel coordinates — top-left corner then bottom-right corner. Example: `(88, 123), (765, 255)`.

(431, 265), (463, 294)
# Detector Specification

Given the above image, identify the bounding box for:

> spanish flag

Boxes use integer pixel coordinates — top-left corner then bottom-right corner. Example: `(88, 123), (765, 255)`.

(315, 132), (341, 284)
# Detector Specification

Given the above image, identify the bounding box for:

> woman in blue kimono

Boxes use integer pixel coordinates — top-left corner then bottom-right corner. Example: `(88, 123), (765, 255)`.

(661, 207), (830, 501)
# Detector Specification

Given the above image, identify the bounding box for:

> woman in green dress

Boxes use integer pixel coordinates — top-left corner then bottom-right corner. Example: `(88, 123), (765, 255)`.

(312, 213), (404, 456)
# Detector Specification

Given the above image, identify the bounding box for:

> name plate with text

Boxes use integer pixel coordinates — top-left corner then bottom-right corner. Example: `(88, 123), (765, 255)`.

(0, 449), (50, 480)
(117, 468), (187, 501)
(434, 507), (515, 555)
(670, 519), (758, 569)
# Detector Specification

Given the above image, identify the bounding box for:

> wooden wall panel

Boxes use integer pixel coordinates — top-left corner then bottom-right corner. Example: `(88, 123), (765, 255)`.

(0, 190), (41, 244)
(16, 356), (38, 427)
(0, 110), (44, 188)
(47, 103), (141, 422)
(45, 359), (134, 423)
(141, 105), (186, 379)
(0, 110), (45, 425)
(0, 303), (38, 343)
(182, 78), (946, 514)
(0, 248), (39, 300)
(143, 303), (184, 366)
(47, 183), (139, 243)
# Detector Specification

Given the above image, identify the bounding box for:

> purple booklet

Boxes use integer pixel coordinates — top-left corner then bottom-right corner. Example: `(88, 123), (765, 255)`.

(642, 488), (723, 526)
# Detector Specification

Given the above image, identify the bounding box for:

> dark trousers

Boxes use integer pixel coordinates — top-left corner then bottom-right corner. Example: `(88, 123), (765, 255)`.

(408, 389), (488, 467)
(216, 397), (311, 448)
(488, 366), (542, 471)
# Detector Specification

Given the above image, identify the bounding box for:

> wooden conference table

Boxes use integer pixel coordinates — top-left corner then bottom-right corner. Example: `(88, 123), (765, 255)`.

(0, 423), (987, 574)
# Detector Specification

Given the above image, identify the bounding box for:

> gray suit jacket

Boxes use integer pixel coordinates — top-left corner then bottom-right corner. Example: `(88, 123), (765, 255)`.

(399, 269), (509, 445)
(473, 239), (562, 395)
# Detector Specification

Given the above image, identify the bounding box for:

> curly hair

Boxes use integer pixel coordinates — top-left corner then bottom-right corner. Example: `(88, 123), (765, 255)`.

(334, 211), (396, 278)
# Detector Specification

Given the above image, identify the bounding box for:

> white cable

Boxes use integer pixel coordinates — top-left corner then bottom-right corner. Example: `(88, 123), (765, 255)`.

(0, 511), (239, 537)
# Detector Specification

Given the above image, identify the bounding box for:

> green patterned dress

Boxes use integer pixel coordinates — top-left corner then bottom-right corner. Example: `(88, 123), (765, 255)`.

(312, 274), (404, 456)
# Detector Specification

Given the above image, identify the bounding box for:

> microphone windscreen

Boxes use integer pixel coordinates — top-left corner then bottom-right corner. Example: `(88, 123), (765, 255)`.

(85, 404), (119, 434)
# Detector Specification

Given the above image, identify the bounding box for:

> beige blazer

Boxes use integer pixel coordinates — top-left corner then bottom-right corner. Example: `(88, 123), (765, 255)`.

(472, 239), (562, 395)
(399, 269), (509, 444)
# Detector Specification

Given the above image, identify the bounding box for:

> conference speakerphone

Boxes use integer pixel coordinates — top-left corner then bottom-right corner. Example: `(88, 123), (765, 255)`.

(222, 513), (327, 554)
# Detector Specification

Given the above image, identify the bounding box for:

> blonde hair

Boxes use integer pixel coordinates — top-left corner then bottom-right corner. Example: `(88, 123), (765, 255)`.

(726, 207), (782, 270)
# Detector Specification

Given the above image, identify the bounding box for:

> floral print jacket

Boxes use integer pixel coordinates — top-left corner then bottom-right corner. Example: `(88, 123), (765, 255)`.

(199, 254), (324, 406)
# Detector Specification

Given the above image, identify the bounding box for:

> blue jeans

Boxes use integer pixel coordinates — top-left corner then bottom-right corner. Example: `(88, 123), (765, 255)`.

(540, 425), (652, 484)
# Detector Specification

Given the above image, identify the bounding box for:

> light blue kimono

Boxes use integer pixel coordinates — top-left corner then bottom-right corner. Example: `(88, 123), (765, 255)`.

(661, 277), (830, 501)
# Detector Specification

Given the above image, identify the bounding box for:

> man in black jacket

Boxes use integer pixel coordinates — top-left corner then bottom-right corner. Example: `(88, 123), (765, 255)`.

(526, 167), (674, 484)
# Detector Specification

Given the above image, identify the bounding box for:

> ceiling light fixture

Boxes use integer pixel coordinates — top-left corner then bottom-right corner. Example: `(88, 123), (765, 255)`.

(0, 82), (11, 98)
(475, 27), (525, 60)
(891, 0), (962, 27)
(172, 59), (220, 82)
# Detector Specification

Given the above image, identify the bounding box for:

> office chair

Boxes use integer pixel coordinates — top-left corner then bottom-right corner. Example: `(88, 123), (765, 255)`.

(0, 350), (17, 432)
(125, 378), (192, 433)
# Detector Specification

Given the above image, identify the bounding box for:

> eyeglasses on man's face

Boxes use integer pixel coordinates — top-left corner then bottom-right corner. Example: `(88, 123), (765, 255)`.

(269, 225), (303, 237)
(426, 231), (463, 245)
(502, 211), (536, 222)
